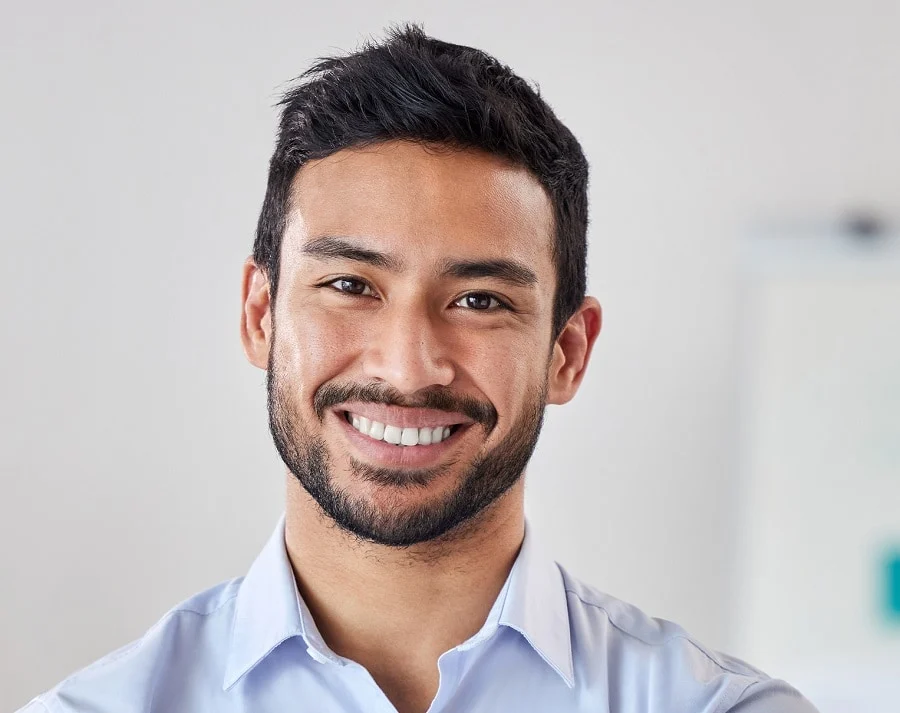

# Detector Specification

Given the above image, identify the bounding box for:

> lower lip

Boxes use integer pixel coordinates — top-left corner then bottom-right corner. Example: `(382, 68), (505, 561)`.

(334, 411), (468, 469)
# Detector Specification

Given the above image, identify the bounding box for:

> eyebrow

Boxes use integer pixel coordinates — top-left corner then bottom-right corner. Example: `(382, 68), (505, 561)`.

(301, 236), (403, 271)
(301, 235), (538, 288)
(440, 258), (538, 288)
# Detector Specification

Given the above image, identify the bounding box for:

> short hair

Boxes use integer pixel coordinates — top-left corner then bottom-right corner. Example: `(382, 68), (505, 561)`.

(253, 24), (589, 340)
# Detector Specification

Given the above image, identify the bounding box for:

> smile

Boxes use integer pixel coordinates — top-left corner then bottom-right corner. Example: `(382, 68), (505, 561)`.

(344, 411), (460, 446)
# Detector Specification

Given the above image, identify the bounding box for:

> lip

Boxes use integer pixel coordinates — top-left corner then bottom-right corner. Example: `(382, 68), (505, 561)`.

(332, 408), (471, 470)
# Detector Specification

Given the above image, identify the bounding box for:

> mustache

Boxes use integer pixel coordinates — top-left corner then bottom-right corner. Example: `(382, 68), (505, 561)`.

(314, 382), (498, 432)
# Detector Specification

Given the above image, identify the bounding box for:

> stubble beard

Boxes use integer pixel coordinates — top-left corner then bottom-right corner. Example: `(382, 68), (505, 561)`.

(265, 345), (547, 548)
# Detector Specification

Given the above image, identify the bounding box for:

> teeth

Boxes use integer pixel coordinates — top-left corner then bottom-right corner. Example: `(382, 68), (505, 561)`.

(347, 413), (457, 447)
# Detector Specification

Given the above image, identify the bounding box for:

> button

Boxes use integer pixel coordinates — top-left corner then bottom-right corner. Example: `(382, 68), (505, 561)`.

(306, 646), (331, 664)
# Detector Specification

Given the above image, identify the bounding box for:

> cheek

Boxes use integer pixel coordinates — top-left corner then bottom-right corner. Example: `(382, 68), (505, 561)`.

(462, 332), (547, 420)
(273, 305), (366, 402)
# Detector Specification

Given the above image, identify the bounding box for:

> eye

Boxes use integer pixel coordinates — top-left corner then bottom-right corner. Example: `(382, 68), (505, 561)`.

(453, 293), (508, 311)
(324, 277), (375, 297)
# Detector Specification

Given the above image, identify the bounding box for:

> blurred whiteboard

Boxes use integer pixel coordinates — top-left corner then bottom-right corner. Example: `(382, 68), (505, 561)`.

(734, 225), (900, 713)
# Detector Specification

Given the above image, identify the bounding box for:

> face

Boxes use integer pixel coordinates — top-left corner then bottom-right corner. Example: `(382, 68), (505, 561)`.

(242, 140), (600, 547)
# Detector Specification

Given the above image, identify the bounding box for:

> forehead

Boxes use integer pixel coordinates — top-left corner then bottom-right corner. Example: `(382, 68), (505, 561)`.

(285, 140), (555, 277)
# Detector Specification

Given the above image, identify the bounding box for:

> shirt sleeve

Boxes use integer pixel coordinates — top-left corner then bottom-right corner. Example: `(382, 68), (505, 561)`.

(727, 679), (820, 713)
(15, 699), (51, 713)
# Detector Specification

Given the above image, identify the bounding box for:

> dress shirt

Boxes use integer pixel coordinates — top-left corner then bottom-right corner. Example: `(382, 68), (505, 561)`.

(19, 515), (818, 712)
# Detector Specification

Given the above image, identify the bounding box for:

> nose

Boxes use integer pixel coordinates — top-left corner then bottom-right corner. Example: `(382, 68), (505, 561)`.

(361, 304), (456, 394)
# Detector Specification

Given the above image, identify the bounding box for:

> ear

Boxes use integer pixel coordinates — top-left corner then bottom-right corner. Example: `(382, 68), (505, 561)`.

(546, 297), (602, 405)
(240, 257), (272, 370)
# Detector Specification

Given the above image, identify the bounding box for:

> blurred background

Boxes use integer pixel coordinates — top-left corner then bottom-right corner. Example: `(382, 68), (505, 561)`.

(1, 1), (897, 711)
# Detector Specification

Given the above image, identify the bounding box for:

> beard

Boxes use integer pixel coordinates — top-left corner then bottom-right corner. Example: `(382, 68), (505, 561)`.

(266, 346), (547, 548)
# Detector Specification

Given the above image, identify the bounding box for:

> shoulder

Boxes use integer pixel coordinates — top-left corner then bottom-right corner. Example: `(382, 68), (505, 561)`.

(561, 565), (759, 674)
(559, 565), (818, 712)
(22, 577), (243, 713)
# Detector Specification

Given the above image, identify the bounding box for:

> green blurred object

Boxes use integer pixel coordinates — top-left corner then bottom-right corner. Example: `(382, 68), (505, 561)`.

(885, 549), (900, 622)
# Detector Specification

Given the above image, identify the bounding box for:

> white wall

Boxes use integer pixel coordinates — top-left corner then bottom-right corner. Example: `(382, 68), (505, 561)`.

(732, 232), (900, 711)
(2, 1), (898, 709)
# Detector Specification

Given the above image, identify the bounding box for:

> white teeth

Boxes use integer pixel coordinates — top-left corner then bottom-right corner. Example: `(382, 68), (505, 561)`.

(368, 420), (385, 441)
(347, 412), (457, 447)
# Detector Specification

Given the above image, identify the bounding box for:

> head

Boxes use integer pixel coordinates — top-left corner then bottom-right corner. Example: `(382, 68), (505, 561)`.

(240, 25), (601, 547)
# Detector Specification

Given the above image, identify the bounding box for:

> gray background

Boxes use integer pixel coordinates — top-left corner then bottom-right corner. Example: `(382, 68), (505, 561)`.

(2, 1), (898, 710)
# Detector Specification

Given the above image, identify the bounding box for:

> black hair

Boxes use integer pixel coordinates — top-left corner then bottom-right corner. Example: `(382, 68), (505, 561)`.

(253, 24), (589, 339)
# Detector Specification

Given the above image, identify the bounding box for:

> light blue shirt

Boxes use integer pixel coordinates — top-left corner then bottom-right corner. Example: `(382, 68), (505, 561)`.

(20, 516), (818, 712)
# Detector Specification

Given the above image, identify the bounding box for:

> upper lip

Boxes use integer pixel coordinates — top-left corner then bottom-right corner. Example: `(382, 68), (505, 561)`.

(336, 403), (474, 429)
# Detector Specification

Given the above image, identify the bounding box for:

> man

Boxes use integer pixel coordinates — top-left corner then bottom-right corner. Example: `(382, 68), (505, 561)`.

(20, 25), (817, 713)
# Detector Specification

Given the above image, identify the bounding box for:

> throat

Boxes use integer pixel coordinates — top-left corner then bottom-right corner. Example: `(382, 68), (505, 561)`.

(363, 654), (442, 713)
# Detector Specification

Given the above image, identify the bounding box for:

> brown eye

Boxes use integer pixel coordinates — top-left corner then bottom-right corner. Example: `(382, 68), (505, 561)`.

(328, 278), (374, 296)
(454, 293), (504, 311)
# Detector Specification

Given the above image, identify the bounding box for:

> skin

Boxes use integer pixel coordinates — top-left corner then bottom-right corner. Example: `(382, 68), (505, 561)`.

(240, 140), (602, 713)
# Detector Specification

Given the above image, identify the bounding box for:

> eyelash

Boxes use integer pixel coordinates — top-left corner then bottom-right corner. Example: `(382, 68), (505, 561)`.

(318, 276), (513, 312)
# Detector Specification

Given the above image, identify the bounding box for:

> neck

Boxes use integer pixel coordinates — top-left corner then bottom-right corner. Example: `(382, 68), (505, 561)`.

(283, 474), (525, 670)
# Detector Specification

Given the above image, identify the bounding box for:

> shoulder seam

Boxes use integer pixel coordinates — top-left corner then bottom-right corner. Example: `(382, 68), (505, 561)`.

(57, 585), (241, 691)
(165, 589), (240, 619)
(563, 587), (762, 678)
(133, 587), (240, 648)
(564, 586), (672, 647)
(714, 679), (768, 713)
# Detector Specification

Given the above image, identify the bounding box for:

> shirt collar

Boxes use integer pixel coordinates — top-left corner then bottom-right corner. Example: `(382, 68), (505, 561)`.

(223, 515), (574, 690)
(497, 522), (575, 687)
(224, 514), (314, 690)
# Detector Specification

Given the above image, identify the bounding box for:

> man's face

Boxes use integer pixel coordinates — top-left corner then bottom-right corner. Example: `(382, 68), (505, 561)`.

(262, 140), (560, 546)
